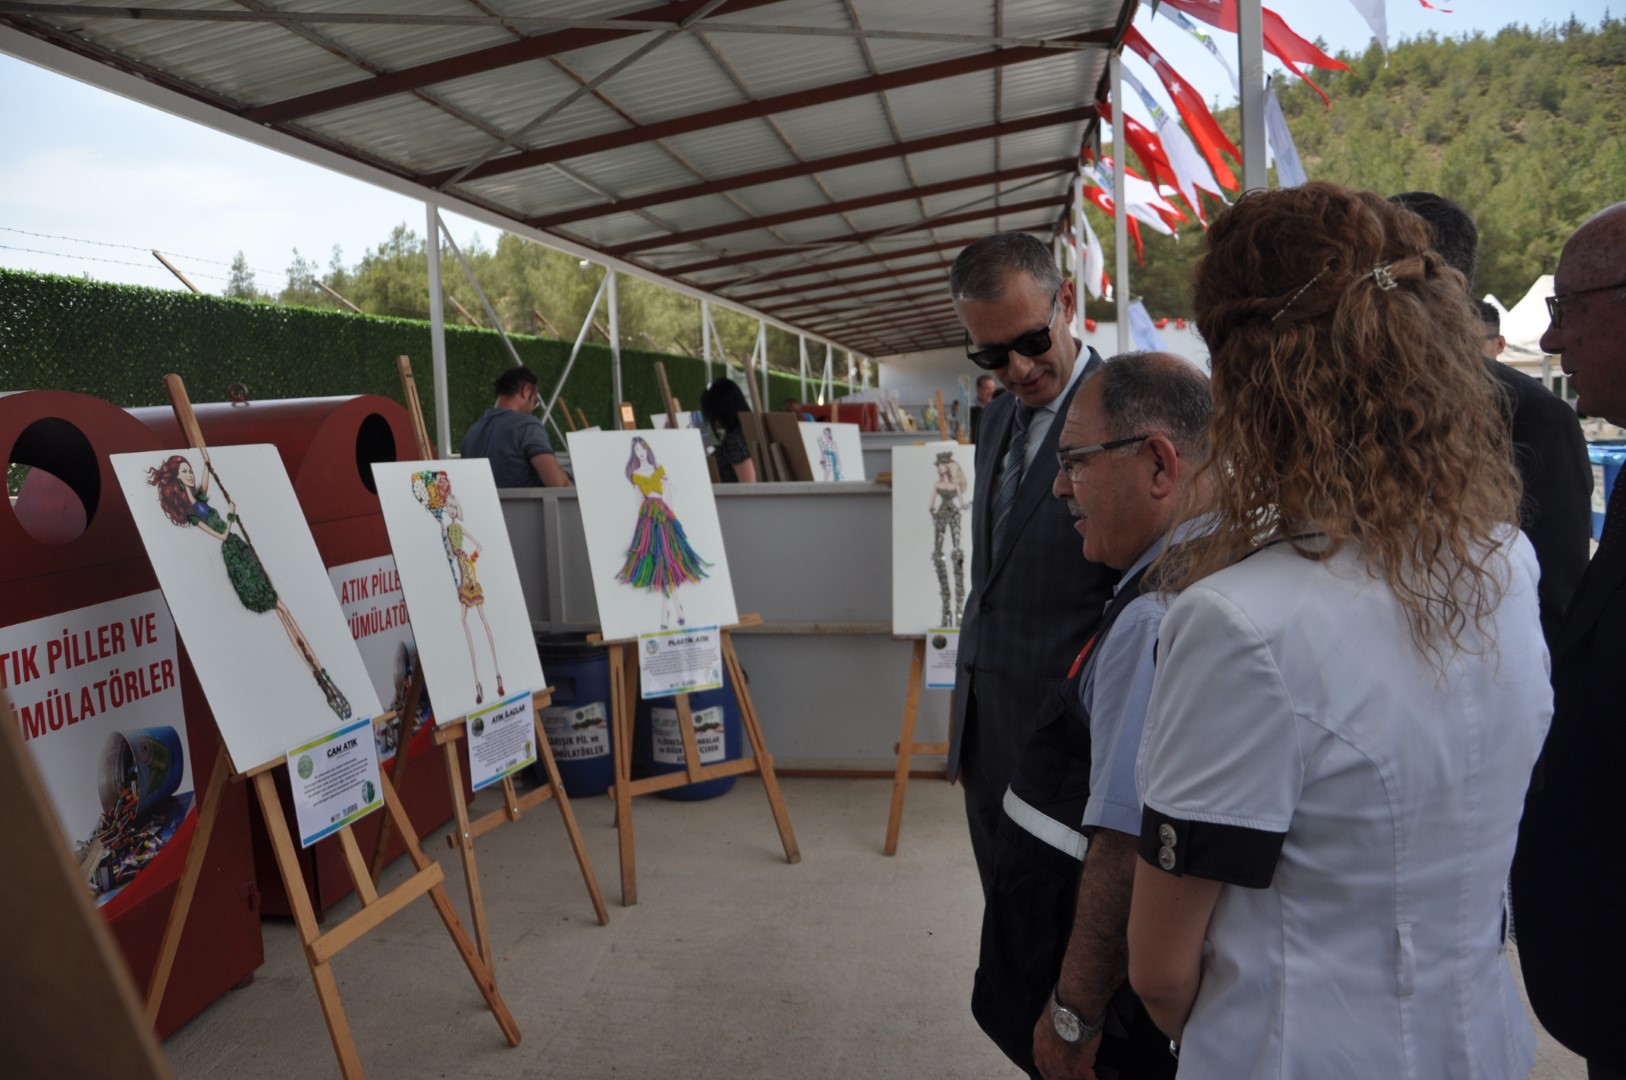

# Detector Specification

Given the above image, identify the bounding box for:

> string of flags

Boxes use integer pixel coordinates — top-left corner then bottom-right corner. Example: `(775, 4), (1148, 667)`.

(1078, 0), (1448, 305)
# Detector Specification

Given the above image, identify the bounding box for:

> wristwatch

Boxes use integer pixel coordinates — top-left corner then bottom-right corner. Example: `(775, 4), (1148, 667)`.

(1048, 987), (1104, 1045)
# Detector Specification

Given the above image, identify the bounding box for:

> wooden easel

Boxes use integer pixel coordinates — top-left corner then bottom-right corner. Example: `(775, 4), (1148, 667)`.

(380, 356), (609, 974)
(591, 615), (800, 904)
(144, 375), (519, 1080)
(883, 638), (950, 856)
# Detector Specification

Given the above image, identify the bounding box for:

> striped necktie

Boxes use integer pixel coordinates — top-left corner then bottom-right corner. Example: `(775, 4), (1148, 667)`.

(991, 403), (1034, 555)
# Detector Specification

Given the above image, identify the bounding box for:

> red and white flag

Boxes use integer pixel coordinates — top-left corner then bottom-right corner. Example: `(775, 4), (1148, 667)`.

(1124, 27), (1241, 190)
(1115, 67), (1227, 218)
(1156, 0), (1350, 104)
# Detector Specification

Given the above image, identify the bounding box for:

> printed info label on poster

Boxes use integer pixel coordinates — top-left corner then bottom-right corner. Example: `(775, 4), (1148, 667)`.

(925, 630), (960, 690)
(467, 689), (536, 791)
(637, 626), (723, 700)
(287, 717), (383, 848)
(2, 592), (189, 908)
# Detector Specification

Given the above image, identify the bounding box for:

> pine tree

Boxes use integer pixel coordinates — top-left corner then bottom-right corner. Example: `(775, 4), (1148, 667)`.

(224, 251), (260, 300)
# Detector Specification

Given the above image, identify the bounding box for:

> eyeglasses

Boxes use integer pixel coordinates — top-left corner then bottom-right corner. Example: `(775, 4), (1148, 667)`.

(1055, 435), (1149, 481)
(1546, 279), (1626, 328)
(964, 294), (1060, 370)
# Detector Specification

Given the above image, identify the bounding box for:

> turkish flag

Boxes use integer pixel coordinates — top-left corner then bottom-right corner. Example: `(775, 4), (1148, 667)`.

(1124, 27), (1240, 190)
(1157, 0), (1349, 106)
(1097, 99), (1183, 209)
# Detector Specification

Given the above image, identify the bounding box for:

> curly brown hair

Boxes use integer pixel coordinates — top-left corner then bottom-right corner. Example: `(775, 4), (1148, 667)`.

(1156, 182), (1521, 663)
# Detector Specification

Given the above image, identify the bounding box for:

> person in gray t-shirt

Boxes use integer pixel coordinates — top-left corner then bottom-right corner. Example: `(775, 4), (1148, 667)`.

(459, 366), (572, 488)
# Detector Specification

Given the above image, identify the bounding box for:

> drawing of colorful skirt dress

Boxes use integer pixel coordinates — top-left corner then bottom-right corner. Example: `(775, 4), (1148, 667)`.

(448, 522), (484, 605)
(617, 467), (711, 595)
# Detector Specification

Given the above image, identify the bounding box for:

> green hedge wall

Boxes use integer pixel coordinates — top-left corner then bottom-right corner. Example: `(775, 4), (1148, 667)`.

(0, 270), (840, 447)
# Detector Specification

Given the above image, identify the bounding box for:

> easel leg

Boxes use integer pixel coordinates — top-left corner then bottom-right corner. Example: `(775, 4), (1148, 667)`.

(608, 643), (638, 906)
(442, 738), (495, 976)
(370, 664), (426, 883)
(720, 632), (801, 864)
(253, 772), (367, 1080)
(377, 769), (521, 1046)
(144, 745), (231, 1025)
(884, 639), (927, 857)
(531, 712), (610, 925)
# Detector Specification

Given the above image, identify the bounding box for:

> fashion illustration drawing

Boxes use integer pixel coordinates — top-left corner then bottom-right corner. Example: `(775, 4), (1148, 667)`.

(147, 453), (350, 720)
(930, 451), (970, 627)
(817, 426), (844, 481)
(616, 436), (711, 629)
(412, 469), (504, 705)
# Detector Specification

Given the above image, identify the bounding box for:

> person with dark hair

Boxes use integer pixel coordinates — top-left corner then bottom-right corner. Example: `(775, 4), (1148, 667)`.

(948, 231), (1118, 901)
(459, 365), (572, 488)
(969, 372), (1000, 442)
(1126, 183), (1551, 1078)
(1513, 201), (1626, 1080)
(1390, 190), (1590, 645)
(699, 376), (757, 484)
(1478, 299), (1508, 359)
(973, 352), (1207, 1080)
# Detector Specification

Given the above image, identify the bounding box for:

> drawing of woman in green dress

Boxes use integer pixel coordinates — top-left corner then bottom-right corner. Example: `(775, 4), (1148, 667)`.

(412, 469), (503, 705)
(147, 453), (350, 719)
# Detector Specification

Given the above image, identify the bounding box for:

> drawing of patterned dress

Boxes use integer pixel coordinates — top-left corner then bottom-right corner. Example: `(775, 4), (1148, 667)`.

(188, 495), (277, 613)
(818, 432), (843, 481)
(617, 466), (711, 595)
(930, 486), (965, 627)
(447, 522), (484, 606)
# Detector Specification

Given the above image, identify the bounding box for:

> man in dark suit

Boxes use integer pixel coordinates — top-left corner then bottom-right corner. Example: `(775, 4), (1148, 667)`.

(1513, 202), (1626, 1080)
(947, 233), (1118, 897)
(1391, 192), (1592, 643)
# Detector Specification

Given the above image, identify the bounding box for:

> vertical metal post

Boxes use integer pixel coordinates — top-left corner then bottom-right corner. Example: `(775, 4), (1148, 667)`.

(1110, 54), (1130, 356)
(425, 202), (452, 456)
(1072, 176), (1086, 339)
(757, 320), (769, 406)
(701, 298), (713, 384)
(798, 335), (809, 402)
(1237, 0), (1268, 192)
(607, 269), (622, 426)
(822, 342), (833, 404)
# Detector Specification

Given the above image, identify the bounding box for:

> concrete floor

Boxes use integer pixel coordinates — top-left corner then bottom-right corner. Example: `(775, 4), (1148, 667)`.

(161, 776), (1587, 1079)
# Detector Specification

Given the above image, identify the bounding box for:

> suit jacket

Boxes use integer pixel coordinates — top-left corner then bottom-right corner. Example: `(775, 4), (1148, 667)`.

(1488, 359), (1592, 644)
(948, 350), (1118, 784)
(1512, 520), (1626, 1069)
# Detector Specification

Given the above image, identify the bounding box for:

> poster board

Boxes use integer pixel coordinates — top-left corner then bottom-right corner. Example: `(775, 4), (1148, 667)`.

(891, 442), (977, 635)
(2, 592), (191, 910)
(797, 422), (866, 482)
(327, 554), (427, 763)
(567, 429), (739, 641)
(109, 445), (382, 772)
(371, 460), (547, 724)
(650, 411), (704, 430)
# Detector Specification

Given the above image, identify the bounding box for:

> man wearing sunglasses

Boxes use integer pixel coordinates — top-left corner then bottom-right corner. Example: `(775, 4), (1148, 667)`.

(1513, 202), (1626, 1080)
(946, 233), (1118, 903)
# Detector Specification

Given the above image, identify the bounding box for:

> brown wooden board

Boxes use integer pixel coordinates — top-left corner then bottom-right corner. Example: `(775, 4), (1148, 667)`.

(761, 413), (815, 481)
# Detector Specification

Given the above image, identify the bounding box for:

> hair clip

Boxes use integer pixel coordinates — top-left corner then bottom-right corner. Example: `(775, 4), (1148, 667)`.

(1271, 265), (1328, 322)
(1370, 264), (1398, 291)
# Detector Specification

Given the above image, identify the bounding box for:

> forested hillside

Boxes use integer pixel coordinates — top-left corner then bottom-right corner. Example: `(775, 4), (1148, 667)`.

(1098, 15), (1626, 317)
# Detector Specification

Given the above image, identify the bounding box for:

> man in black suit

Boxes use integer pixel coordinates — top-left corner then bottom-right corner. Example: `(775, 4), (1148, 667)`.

(1513, 202), (1626, 1080)
(947, 233), (1118, 897)
(1391, 192), (1592, 643)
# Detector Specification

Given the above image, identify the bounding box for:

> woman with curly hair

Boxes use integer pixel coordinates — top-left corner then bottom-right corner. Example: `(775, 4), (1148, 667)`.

(1125, 183), (1552, 1078)
(616, 436), (710, 630)
(147, 453), (350, 720)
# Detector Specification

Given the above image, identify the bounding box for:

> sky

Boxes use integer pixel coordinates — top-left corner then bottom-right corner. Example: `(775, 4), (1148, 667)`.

(0, 1), (1613, 298)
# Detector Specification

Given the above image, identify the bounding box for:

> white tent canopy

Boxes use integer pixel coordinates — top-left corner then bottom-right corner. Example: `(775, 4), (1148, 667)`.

(1493, 274), (1553, 361)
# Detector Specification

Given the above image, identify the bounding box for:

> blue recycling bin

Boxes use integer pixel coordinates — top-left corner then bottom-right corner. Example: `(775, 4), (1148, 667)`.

(633, 662), (746, 801)
(1586, 444), (1626, 541)
(533, 635), (615, 798)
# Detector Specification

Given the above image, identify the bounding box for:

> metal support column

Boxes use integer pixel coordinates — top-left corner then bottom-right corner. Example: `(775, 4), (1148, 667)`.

(1237, 0), (1268, 192)
(701, 298), (713, 384)
(756, 320), (769, 407)
(607, 269), (622, 427)
(798, 335), (810, 402)
(1110, 54), (1130, 355)
(425, 202), (452, 456)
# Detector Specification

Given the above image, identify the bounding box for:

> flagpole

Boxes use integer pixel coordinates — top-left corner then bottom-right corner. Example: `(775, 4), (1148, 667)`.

(1111, 51), (1130, 355)
(1237, 0), (1269, 191)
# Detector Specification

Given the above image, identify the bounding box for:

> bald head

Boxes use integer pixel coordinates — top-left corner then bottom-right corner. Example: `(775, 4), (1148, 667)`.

(1542, 202), (1626, 424)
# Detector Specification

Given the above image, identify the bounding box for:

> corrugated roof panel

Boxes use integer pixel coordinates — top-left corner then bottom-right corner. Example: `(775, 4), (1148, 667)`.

(885, 71), (996, 139)
(811, 159), (916, 204)
(695, 24), (869, 99)
(272, 0), (515, 72)
(770, 101), (898, 164)
(841, 204), (925, 232)
(549, 141), (700, 202)
(427, 59), (638, 151)
(460, 165), (608, 221)
(994, 126), (1085, 168)
(725, 176), (839, 218)
(856, 36), (987, 73)
(559, 33), (748, 124)
(904, 142), (997, 183)
(299, 95), (501, 174)
(1000, 53), (1100, 118)
(1003, 0), (1128, 38)
(658, 119), (803, 178)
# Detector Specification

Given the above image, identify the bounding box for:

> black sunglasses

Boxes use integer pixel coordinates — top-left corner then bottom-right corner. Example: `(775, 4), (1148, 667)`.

(964, 294), (1060, 370)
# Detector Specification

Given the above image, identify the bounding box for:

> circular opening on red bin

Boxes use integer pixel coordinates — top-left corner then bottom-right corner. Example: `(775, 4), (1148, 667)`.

(8, 417), (100, 544)
(355, 412), (397, 495)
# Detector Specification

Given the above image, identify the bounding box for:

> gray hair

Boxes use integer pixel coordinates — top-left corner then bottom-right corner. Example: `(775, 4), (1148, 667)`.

(949, 232), (1063, 303)
(1093, 351), (1212, 456)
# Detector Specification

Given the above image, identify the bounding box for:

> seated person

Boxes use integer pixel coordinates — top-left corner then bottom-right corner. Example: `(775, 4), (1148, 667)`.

(459, 366), (571, 487)
(701, 377), (758, 483)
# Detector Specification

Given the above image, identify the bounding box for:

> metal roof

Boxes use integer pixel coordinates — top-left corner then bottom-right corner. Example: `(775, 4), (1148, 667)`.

(0, 0), (1137, 359)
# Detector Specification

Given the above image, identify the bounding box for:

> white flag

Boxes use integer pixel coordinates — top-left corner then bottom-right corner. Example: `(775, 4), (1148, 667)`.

(1082, 207), (1107, 302)
(1345, 0), (1388, 52)
(1264, 83), (1309, 188)
(1156, 4), (1241, 93)
(1128, 300), (1168, 352)
(1120, 66), (1226, 216)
